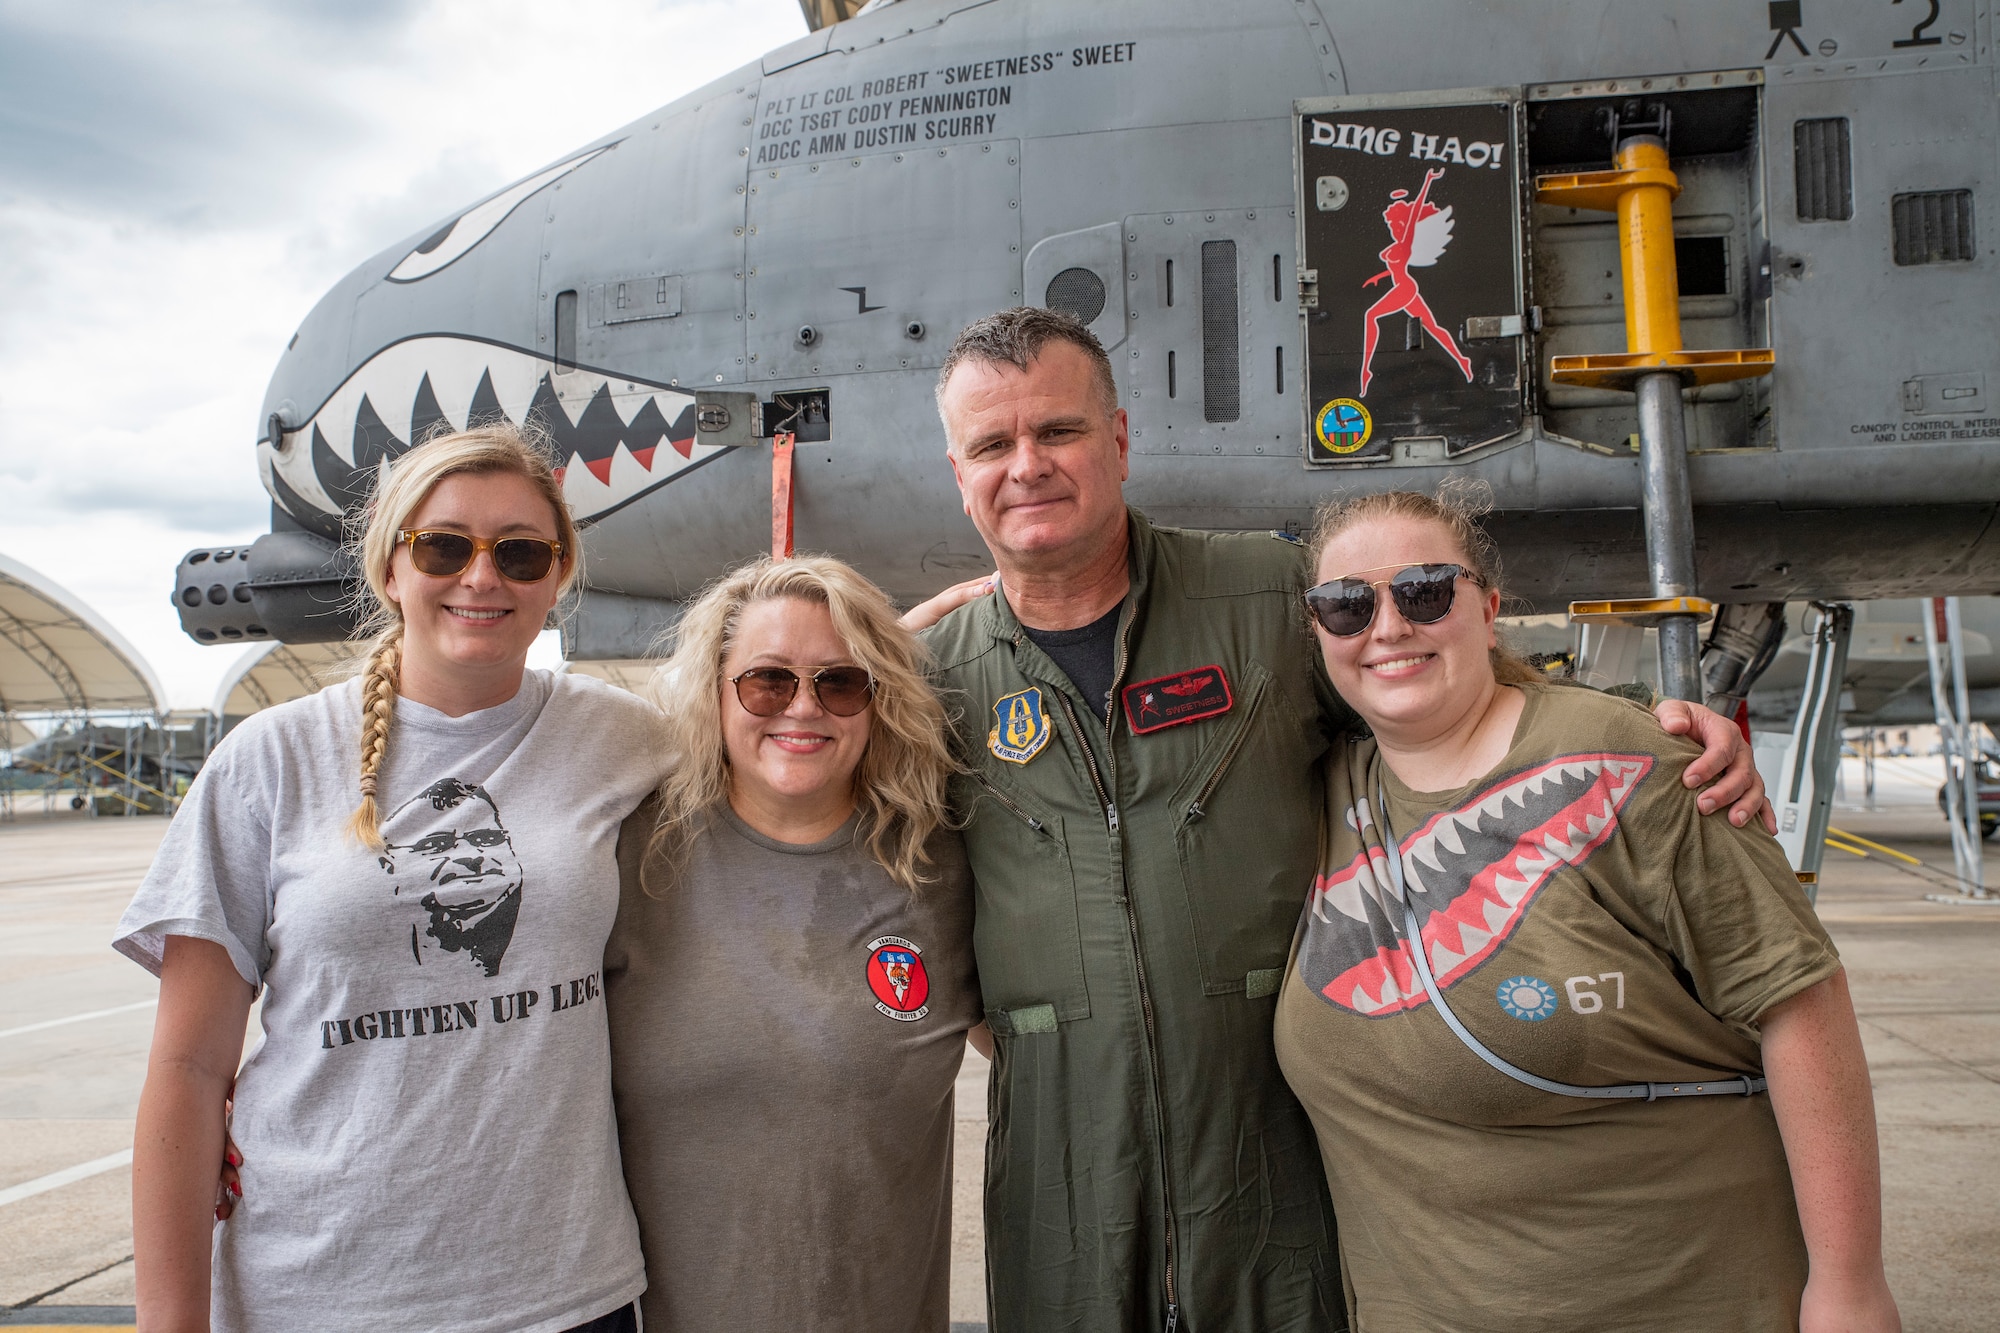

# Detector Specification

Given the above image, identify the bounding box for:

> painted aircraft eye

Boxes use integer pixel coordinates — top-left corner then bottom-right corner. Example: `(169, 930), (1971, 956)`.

(387, 144), (616, 283)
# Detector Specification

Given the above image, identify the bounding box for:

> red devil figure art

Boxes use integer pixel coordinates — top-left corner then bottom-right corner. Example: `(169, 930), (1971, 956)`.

(1357, 167), (1475, 396)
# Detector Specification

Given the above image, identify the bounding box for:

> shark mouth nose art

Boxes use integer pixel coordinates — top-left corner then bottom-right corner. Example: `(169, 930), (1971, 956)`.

(261, 334), (729, 532)
(1298, 753), (1654, 1017)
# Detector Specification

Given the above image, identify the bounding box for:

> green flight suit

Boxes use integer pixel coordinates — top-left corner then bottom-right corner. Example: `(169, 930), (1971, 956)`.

(926, 509), (1352, 1333)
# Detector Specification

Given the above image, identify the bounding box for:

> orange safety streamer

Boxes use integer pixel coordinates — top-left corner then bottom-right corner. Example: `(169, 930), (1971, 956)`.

(771, 430), (796, 559)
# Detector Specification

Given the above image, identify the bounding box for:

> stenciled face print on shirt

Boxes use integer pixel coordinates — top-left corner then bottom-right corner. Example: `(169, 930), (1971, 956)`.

(378, 778), (525, 978)
(1297, 753), (1653, 1018)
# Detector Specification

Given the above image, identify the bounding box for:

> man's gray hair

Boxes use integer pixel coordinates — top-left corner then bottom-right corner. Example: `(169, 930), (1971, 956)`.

(936, 307), (1119, 439)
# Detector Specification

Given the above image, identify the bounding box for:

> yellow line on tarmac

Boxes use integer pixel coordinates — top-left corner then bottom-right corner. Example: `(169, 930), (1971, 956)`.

(1826, 827), (1927, 866)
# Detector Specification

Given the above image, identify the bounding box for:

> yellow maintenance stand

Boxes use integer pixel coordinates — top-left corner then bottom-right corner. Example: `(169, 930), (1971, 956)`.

(1536, 114), (1774, 701)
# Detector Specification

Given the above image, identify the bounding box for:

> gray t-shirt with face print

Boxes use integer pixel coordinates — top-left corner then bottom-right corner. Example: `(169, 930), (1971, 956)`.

(115, 669), (667, 1333)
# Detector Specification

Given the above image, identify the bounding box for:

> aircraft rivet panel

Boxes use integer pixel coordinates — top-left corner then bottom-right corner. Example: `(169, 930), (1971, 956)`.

(743, 141), (1022, 381)
(1123, 209), (1304, 459)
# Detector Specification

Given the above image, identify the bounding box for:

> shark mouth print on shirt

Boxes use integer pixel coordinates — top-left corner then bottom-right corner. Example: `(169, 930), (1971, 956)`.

(1297, 753), (1654, 1017)
(260, 334), (727, 537)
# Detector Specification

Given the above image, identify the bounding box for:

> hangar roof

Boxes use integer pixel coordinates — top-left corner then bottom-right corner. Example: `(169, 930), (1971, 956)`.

(213, 640), (364, 719)
(0, 553), (166, 716)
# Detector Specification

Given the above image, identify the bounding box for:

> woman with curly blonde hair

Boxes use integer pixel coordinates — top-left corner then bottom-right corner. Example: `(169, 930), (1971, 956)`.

(121, 424), (662, 1333)
(604, 554), (989, 1333)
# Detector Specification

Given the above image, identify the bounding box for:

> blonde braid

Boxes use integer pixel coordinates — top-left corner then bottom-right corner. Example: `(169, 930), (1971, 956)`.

(345, 628), (403, 849)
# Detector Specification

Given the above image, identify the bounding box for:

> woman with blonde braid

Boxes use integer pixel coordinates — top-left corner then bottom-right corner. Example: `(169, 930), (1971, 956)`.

(120, 426), (662, 1333)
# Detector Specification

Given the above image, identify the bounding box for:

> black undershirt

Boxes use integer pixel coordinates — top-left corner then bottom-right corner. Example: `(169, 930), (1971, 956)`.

(1022, 603), (1123, 722)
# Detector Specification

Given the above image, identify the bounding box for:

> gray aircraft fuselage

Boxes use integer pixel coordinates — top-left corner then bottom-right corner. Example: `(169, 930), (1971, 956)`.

(178, 0), (2000, 655)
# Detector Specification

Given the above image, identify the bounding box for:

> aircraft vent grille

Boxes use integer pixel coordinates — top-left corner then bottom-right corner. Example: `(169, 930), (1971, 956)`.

(1201, 240), (1240, 422)
(1045, 267), (1107, 326)
(1793, 118), (1852, 222)
(1892, 190), (1976, 266)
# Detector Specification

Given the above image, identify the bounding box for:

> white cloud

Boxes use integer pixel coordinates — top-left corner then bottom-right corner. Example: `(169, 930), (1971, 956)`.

(0, 0), (803, 708)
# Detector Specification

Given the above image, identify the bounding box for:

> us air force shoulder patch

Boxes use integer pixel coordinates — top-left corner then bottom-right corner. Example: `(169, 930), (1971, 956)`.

(989, 687), (1052, 764)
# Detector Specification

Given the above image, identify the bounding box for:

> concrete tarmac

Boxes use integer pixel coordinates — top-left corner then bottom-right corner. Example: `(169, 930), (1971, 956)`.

(3, 792), (1996, 1330)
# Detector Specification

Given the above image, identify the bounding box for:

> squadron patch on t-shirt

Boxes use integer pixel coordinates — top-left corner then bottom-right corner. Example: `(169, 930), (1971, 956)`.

(866, 935), (932, 1021)
(1297, 753), (1654, 1018)
(378, 777), (526, 978)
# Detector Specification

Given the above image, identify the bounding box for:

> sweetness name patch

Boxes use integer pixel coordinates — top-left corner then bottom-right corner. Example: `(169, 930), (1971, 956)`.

(1122, 665), (1233, 734)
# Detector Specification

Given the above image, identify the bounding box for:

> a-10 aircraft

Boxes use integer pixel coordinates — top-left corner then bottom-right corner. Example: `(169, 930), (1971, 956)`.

(173, 0), (1999, 729)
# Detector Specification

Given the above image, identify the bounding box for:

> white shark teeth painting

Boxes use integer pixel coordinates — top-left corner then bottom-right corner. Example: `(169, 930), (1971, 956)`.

(259, 335), (727, 531)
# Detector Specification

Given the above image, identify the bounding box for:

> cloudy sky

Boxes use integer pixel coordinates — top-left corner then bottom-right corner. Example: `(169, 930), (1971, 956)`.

(0, 0), (804, 709)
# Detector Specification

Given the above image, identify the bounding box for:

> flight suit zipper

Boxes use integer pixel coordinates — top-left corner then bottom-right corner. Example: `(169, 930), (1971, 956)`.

(1050, 631), (1181, 1333)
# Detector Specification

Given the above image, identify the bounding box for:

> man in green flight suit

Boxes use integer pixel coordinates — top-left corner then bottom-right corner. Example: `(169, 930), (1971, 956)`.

(915, 308), (1770, 1333)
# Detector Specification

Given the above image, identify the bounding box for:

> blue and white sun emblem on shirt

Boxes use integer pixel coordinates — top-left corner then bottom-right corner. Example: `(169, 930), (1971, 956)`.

(1497, 975), (1559, 1021)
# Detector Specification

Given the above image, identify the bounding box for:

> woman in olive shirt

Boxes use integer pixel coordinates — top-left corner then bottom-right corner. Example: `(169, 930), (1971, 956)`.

(1274, 489), (1898, 1333)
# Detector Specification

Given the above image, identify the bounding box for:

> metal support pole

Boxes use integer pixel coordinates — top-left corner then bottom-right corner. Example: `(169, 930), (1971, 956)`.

(1923, 596), (1986, 894)
(1537, 124), (1775, 703)
(1635, 370), (1702, 700)
(1948, 598), (1980, 864)
(1771, 602), (1853, 895)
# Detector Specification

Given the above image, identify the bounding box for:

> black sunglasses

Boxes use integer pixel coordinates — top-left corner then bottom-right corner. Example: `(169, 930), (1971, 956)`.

(729, 665), (877, 717)
(1303, 563), (1481, 637)
(400, 530), (563, 583)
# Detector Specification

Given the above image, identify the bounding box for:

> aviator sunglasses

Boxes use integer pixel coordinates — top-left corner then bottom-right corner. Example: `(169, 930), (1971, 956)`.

(399, 530), (564, 583)
(1303, 563), (1483, 637)
(729, 665), (877, 717)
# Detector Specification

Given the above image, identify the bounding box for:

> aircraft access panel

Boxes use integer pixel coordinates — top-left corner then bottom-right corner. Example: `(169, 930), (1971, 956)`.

(1295, 90), (1529, 465)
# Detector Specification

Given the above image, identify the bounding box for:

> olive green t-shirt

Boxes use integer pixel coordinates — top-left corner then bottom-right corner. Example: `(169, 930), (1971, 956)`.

(1273, 681), (1841, 1333)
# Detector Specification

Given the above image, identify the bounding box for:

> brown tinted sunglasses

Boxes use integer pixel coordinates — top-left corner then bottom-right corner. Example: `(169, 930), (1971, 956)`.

(729, 666), (876, 717)
(399, 530), (564, 582)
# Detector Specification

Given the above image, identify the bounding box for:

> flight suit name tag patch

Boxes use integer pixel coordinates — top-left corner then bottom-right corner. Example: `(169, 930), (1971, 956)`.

(1122, 665), (1234, 734)
(989, 687), (1052, 764)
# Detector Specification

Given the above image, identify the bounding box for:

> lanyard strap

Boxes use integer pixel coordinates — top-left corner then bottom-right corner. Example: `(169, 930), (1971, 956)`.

(1374, 778), (1766, 1102)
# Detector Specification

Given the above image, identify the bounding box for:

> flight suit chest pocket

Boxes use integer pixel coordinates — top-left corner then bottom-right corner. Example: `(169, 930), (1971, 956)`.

(954, 769), (1091, 1023)
(1168, 664), (1320, 995)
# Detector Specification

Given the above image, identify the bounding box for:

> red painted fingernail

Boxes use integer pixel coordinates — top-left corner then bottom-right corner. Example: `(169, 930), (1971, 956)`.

(216, 1205), (228, 1220)
(227, 1150), (241, 1167)
(229, 1182), (242, 1197)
